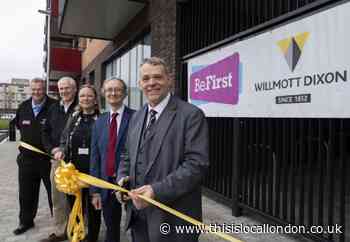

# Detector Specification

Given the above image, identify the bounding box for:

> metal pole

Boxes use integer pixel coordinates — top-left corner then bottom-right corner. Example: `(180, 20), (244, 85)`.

(39, 4), (51, 95)
(46, 3), (51, 95)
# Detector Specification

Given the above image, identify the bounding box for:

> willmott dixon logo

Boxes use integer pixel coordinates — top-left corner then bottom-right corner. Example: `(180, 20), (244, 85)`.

(277, 32), (310, 72)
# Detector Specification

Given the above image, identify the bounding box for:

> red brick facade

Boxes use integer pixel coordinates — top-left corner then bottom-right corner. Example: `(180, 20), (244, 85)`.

(81, 0), (178, 93)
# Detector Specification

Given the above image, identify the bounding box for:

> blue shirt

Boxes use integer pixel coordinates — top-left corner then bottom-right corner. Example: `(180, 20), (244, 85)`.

(31, 98), (46, 117)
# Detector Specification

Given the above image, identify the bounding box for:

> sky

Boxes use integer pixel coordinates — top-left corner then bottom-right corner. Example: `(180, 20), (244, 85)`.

(0, 0), (46, 83)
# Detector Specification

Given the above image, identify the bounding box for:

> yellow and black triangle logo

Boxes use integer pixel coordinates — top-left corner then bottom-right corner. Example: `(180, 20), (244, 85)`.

(277, 32), (310, 72)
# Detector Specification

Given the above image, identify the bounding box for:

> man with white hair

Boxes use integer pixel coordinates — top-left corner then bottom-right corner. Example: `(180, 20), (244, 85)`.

(41, 76), (78, 242)
(13, 78), (56, 235)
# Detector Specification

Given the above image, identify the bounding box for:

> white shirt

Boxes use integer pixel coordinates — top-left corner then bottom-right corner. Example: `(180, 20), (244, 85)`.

(146, 93), (171, 126)
(109, 104), (125, 135)
(60, 100), (74, 113)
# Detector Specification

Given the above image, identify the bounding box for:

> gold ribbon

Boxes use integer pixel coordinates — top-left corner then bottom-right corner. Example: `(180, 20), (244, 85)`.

(20, 142), (243, 242)
(55, 163), (88, 242)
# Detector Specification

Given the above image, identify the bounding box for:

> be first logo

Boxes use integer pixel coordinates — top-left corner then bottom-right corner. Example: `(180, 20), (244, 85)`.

(189, 53), (240, 105)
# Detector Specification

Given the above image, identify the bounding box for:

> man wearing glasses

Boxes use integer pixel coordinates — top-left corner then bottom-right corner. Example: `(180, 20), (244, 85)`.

(90, 77), (135, 242)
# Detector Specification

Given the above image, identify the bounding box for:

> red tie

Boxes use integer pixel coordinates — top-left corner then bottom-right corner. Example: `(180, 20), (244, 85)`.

(106, 113), (118, 177)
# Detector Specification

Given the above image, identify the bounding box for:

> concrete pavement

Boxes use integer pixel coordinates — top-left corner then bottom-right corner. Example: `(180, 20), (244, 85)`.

(0, 139), (309, 242)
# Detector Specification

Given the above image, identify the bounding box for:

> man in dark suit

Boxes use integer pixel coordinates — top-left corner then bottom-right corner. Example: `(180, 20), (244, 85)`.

(40, 76), (77, 242)
(117, 57), (209, 242)
(13, 78), (56, 235)
(90, 77), (135, 242)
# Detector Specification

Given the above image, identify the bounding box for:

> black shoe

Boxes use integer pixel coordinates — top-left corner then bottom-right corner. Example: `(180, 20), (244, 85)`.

(13, 223), (34, 235)
(40, 233), (67, 242)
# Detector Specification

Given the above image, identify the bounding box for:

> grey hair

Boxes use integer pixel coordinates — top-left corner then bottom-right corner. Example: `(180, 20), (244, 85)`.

(102, 76), (128, 95)
(57, 76), (77, 88)
(140, 57), (170, 76)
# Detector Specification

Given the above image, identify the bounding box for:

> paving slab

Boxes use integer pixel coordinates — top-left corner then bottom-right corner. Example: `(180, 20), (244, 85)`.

(0, 139), (310, 242)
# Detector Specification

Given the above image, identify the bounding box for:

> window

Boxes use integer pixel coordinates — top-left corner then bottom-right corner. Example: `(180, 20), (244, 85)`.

(89, 71), (95, 85)
(120, 52), (130, 107)
(129, 47), (141, 110)
(113, 59), (119, 77)
(106, 63), (113, 80)
(103, 33), (151, 110)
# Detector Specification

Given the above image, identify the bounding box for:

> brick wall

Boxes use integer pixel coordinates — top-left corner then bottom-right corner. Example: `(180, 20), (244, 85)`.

(150, 0), (177, 82)
(81, 0), (178, 99)
(81, 6), (151, 90)
(82, 40), (111, 70)
(81, 42), (114, 88)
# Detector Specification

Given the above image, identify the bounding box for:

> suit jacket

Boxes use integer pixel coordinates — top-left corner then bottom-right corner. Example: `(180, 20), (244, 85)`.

(118, 95), (209, 241)
(90, 106), (135, 202)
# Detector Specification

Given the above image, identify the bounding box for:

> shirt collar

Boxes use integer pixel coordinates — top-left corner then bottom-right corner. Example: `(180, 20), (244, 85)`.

(31, 97), (46, 108)
(147, 93), (171, 116)
(110, 104), (125, 117)
(60, 100), (74, 112)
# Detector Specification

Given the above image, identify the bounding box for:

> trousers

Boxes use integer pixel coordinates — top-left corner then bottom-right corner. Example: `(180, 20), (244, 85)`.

(50, 160), (69, 235)
(17, 154), (51, 225)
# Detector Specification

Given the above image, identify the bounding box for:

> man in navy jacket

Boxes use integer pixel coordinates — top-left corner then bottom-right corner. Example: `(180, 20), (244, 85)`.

(90, 77), (134, 242)
(14, 78), (56, 235)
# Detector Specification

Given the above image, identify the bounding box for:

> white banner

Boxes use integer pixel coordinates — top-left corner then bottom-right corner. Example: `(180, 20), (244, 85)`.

(187, 1), (350, 118)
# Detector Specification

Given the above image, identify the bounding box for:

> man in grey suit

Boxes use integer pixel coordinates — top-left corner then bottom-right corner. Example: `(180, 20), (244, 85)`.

(117, 57), (209, 242)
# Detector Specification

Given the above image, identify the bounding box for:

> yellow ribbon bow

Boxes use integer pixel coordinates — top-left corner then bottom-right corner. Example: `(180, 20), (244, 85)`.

(20, 142), (242, 242)
(55, 163), (88, 242)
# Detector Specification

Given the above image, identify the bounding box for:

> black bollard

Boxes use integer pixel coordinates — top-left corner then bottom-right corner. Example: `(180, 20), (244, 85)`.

(8, 119), (16, 141)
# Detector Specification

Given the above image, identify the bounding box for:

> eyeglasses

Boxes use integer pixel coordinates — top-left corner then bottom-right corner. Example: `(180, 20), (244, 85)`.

(105, 88), (124, 94)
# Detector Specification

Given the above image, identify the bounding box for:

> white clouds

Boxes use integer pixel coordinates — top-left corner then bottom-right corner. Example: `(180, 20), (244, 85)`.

(0, 0), (46, 82)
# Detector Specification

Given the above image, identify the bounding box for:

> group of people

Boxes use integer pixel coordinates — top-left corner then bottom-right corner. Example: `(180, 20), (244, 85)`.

(13, 57), (209, 242)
